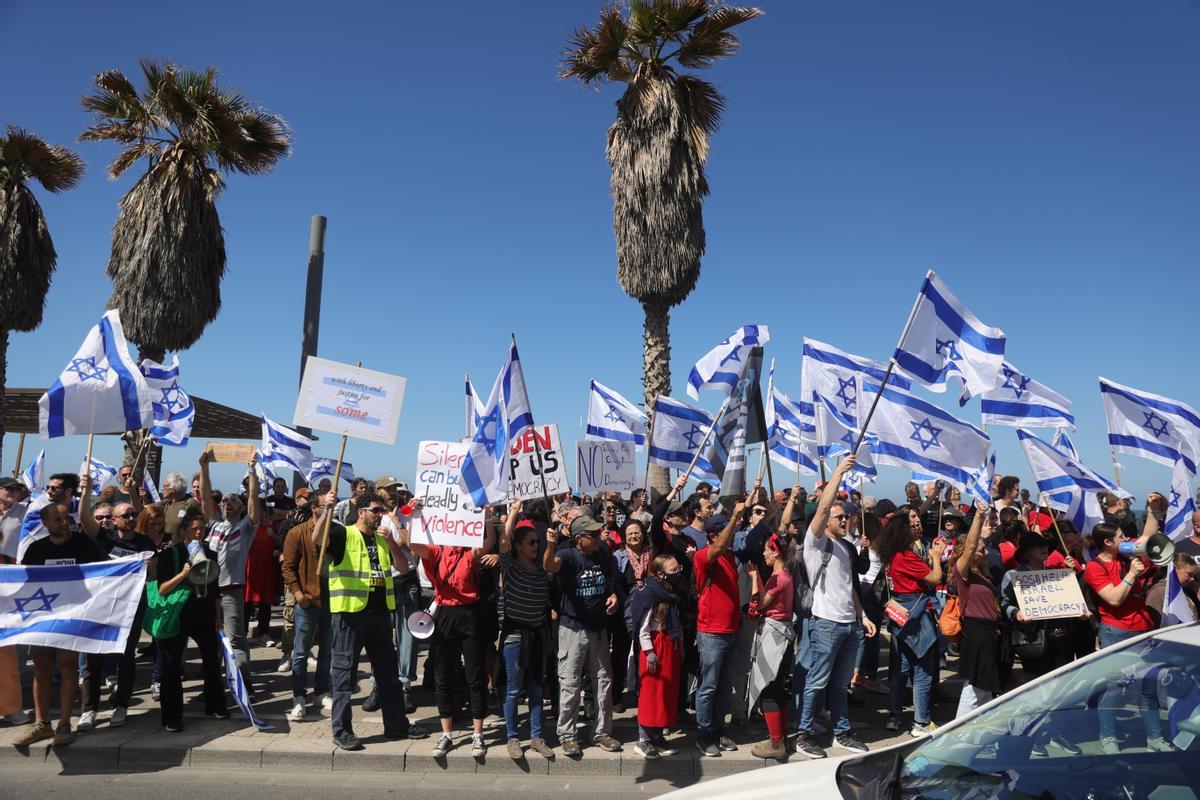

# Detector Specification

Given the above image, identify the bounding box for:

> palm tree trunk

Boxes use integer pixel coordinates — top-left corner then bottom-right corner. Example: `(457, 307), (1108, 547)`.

(0, 329), (7, 473)
(642, 299), (672, 497)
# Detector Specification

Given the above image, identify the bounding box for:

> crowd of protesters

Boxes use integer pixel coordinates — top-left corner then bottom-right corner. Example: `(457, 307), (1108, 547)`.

(3, 451), (1199, 762)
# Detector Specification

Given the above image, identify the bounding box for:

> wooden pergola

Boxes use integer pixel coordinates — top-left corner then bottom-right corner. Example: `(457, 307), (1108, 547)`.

(4, 388), (262, 439)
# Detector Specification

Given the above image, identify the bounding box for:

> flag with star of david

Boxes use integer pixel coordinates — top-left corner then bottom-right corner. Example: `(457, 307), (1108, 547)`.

(978, 361), (1074, 430)
(585, 380), (647, 447)
(38, 310), (154, 438)
(1100, 377), (1200, 473)
(702, 346), (769, 496)
(765, 360), (818, 476)
(892, 270), (1006, 402)
(647, 396), (719, 484)
(140, 356), (196, 447)
(1016, 428), (1128, 535)
(81, 457), (118, 496)
(812, 391), (877, 479)
(458, 339), (535, 507)
(1165, 458), (1196, 544)
(686, 324), (770, 401)
(800, 337), (911, 435)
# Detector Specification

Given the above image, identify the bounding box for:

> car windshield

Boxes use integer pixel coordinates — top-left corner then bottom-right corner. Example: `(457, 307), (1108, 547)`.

(896, 631), (1200, 800)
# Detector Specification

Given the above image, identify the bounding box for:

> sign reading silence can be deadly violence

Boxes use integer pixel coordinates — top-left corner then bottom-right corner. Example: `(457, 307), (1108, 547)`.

(412, 440), (486, 548)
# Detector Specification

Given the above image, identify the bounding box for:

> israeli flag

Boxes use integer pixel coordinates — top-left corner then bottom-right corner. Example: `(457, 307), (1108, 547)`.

(140, 356), (196, 447)
(1165, 458), (1196, 543)
(20, 449), (46, 493)
(648, 396), (719, 484)
(893, 271), (1006, 401)
(813, 395), (877, 479)
(0, 555), (148, 653)
(307, 457), (355, 486)
(38, 310), (154, 438)
(219, 630), (270, 730)
(859, 379), (990, 490)
(260, 415), (313, 477)
(967, 452), (996, 506)
(83, 457), (118, 496)
(458, 340), (535, 508)
(252, 450), (277, 497)
(1016, 428), (1127, 534)
(1100, 377), (1200, 473)
(142, 473), (161, 504)
(765, 364), (818, 476)
(465, 374), (486, 439)
(15, 493), (52, 564)
(801, 338), (911, 428)
(586, 380), (647, 447)
(1053, 429), (1080, 460)
(686, 325), (770, 401)
(979, 361), (1074, 430)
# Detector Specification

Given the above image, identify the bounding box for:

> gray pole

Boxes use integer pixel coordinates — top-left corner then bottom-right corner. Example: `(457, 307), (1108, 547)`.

(294, 215), (327, 491)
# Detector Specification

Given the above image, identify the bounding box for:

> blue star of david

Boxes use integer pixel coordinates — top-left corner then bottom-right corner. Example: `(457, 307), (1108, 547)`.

(1001, 366), (1030, 400)
(909, 418), (943, 452)
(157, 381), (185, 414)
(1142, 411), (1169, 439)
(840, 431), (856, 450)
(14, 586), (59, 622)
(67, 357), (108, 383)
(603, 403), (625, 425)
(935, 338), (961, 362)
(835, 377), (857, 410)
(477, 409), (500, 453)
(1170, 489), (1181, 509)
(682, 423), (706, 451)
(718, 346), (743, 368)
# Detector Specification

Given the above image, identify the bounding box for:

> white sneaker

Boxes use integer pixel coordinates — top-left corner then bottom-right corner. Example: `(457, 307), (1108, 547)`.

(1147, 736), (1175, 752)
(265, 639), (277, 649)
(150, 682), (161, 701)
(1100, 737), (1120, 754)
(77, 710), (97, 731)
(314, 692), (332, 711)
(307, 655), (318, 669)
(432, 733), (453, 757)
(4, 711), (31, 725)
(288, 700), (306, 722)
(471, 733), (486, 757)
(277, 658), (292, 674)
(110, 707), (128, 727)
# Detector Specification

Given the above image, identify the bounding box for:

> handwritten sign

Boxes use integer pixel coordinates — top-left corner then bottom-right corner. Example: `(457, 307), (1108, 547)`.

(1012, 568), (1089, 622)
(505, 424), (569, 500)
(204, 442), (255, 463)
(576, 441), (636, 495)
(293, 356), (406, 445)
(411, 441), (486, 548)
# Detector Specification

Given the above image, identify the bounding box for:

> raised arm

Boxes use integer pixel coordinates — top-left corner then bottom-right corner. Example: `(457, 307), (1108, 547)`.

(199, 451), (217, 521)
(1143, 492), (1165, 539)
(542, 524), (564, 573)
(707, 499), (745, 563)
(398, 498), (432, 559)
(779, 483), (801, 532)
(809, 456), (855, 538)
(311, 490), (336, 546)
(77, 476), (100, 537)
(956, 500), (987, 578)
(500, 499), (521, 555)
(245, 451), (263, 526)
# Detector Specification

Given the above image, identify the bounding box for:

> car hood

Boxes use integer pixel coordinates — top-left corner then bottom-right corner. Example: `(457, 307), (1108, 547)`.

(662, 756), (850, 799)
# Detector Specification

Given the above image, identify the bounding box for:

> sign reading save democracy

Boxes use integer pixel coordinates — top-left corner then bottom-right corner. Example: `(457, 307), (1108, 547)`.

(412, 440), (486, 548)
(293, 356), (406, 446)
(1011, 568), (1089, 621)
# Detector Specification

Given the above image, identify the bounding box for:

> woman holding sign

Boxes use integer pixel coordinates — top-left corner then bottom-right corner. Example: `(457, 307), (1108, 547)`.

(1000, 531), (1085, 680)
(951, 503), (1001, 719)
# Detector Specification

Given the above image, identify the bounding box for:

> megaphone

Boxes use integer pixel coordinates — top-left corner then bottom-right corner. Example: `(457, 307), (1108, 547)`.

(406, 601), (438, 640)
(1118, 533), (1175, 566)
(186, 540), (220, 586)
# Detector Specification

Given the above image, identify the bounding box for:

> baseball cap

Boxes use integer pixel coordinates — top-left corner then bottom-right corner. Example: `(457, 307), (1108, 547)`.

(704, 514), (730, 534)
(569, 515), (603, 537)
(374, 475), (409, 492)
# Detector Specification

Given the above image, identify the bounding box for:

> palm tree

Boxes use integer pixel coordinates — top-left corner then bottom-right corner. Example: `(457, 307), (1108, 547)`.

(561, 1), (760, 493)
(79, 58), (292, 365)
(0, 127), (84, 469)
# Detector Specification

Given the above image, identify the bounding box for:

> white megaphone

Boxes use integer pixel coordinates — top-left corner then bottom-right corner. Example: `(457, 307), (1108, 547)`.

(407, 601), (438, 640)
(1119, 533), (1175, 567)
(186, 540), (220, 586)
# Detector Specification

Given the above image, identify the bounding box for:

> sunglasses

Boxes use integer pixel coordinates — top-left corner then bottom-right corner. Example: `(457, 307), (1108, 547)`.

(830, 513), (846, 521)
(94, 514), (113, 521)
(367, 507), (386, 515)
(117, 512), (137, 520)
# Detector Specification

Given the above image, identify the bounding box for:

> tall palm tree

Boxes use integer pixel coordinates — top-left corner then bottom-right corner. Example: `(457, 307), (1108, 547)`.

(0, 126), (84, 469)
(561, 1), (760, 493)
(80, 58), (292, 365)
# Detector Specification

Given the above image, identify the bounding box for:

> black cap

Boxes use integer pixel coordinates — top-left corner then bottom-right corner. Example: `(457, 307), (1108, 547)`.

(0, 477), (20, 490)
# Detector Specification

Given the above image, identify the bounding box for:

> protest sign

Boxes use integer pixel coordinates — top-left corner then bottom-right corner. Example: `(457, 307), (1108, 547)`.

(1011, 568), (1089, 621)
(411, 440), (486, 548)
(204, 442), (255, 463)
(293, 356), (406, 445)
(576, 440), (636, 495)
(506, 424), (570, 500)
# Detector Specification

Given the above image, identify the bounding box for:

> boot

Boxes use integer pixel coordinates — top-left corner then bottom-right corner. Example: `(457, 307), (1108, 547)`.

(752, 709), (788, 761)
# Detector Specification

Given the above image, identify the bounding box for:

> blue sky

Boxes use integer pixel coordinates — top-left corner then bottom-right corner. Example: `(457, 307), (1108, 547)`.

(4, 1), (1199, 501)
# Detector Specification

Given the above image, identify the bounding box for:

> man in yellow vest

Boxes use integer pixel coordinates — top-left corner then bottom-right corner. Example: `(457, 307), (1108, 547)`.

(313, 491), (419, 750)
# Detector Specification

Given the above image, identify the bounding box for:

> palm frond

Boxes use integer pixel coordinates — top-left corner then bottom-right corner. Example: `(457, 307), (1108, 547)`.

(1, 127), (84, 192)
(653, 0), (709, 39)
(675, 74), (724, 136)
(674, 30), (740, 69)
(214, 110), (291, 175)
(0, 181), (57, 332)
(692, 5), (762, 36)
(559, 24), (607, 83)
(626, 0), (659, 48)
(107, 142), (162, 180)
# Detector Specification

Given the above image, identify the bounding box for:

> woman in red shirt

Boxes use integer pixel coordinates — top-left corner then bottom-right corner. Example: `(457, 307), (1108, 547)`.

(746, 533), (796, 761)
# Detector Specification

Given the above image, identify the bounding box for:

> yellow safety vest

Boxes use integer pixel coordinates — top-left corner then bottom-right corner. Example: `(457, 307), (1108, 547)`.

(327, 524), (396, 614)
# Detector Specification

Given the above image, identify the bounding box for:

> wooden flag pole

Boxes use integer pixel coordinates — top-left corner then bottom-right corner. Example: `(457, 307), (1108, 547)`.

(850, 359), (896, 454)
(675, 395), (732, 489)
(1046, 503), (1069, 556)
(83, 434), (95, 484)
(316, 360), (361, 569)
(11, 433), (25, 479)
(818, 455), (827, 485)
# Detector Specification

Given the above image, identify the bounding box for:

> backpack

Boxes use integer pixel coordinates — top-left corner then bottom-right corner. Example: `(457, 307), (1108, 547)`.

(793, 539), (833, 619)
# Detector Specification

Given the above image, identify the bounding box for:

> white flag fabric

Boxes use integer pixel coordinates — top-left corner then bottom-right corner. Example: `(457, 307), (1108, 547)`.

(142, 473), (161, 504)
(801, 338), (911, 429)
(648, 396), (719, 484)
(1052, 429), (1080, 460)
(765, 364), (818, 476)
(1165, 458), (1196, 543)
(893, 270), (1006, 401)
(38, 310), (154, 438)
(1016, 428), (1127, 535)
(260, 415), (313, 477)
(812, 393), (877, 479)
(458, 340), (535, 508)
(307, 457), (356, 486)
(859, 379), (990, 490)
(251, 449), (277, 497)
(1100, 377), (1200, 473)
(586, 380), (647, 447)
(14, 493), (51, 564)
(465, 374), (486, 439)
(20, 449), (45, 493)
(219, 631), (271, 730)
(686, 324), (770, 401)
(979, 361), (1074, 430)
(82, 457), (118, 497)
(0, 555), (148, 653)
(140, 356), (196, 447)
(967, 452), (996, 506)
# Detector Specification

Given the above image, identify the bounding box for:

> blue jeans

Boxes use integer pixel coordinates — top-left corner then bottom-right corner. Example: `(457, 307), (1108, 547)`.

(291, 603), (332, 698)
(888, 634), (936, 725)
(695, 631), (739, 735)
(502, 631), (546, 740)
(800, 618), (862, 736)
(855, 626), (880, 679)
(1097, 623), (1160, 741)
(392, 576), (422, 687)
(1097, 622), (1143, 650)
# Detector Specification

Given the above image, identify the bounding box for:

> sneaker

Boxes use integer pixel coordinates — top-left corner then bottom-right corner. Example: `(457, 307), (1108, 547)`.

(507, 737), (523, 759)
(52, 721), (75, 747)
(1100, 736), (1120, 754)
(561, 738), (582, 757)
(911, 721), (937, 738)
(164, 722), (183, 733)
(13, 721), (54, 747)
(210, 708), (231, 720)
(593, 733), (622, 752)
(634, 740), (660, 760)
(288, 700), (306, 722)
(529, 737), (554, 758)
(277, 657), (291, 674)
(307, 655), (318, 669)
(751, 738), (787, 760)
(794, 734), (827, 759)
(717, 734), (737, 752)
(859, 678), (888, 695)
(150, 682), (161, 702)
(1147, 736), (1175, 752)
(885, 715), (903, 732)
(264, 639), (277, 649)
(835, 732), (869, 754)
(314, 692), (332, 711)
(696, 733), (721, 757)
(470, 733), (486, 757)
(651, 735), (678, 756)
(110, 707), (128, 728)
(77, 710), (97, 731)
(362, 688), (380, 713)
(4, 711), (32, 726)
(333, 731), (361, 751)
(1049, 735), (1081, 756)
(431, 733), (454, 757)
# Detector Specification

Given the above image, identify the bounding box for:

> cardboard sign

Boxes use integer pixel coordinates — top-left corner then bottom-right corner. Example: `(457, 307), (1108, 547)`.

(1011, 568), (1089, 621)
(505, 424), (570, 500)
(411, 441), (487, 548)
(204, 442), (255, 463)
(576, 440), (637, 496)
(293, 356), (406, 445)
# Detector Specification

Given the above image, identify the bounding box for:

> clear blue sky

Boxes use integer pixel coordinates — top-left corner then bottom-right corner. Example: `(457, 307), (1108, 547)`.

(4, 0), (1199, 500)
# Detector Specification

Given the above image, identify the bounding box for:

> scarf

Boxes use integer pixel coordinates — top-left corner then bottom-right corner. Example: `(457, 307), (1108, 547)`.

(627, 545), (653, 582)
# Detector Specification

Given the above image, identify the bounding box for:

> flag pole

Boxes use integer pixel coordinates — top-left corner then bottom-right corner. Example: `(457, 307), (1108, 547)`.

(465, 373), (473, 439)
(676, 395), (732, 488)
(1110, 451), (1122, 489)
(316, 360), (360, 569)
(511, 335), (558, 510)
(84, 433), (95, 479)
(11, 433), (25, 479)
(850, 359), (897, 454)
(1044, 498), (1069, 555)
(818, 455), (827, 485)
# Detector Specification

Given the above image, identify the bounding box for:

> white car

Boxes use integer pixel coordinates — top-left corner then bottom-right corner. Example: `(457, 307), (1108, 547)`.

(664, 622), (1200, 800)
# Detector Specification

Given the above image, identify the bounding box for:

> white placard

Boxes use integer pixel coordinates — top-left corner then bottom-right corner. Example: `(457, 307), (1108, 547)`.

(1011, 568), (1089, 621)
(576, 440), (636, 495)
(411, 440), (486, 548)
(293, 356), (406, 445)
(506, 424), (570, 500)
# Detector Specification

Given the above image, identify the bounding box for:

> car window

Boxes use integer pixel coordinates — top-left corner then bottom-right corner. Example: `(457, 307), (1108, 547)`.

(896, 637), (1200, 800)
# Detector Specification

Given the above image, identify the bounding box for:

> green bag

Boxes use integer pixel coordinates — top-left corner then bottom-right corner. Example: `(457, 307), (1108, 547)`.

(144, 547), (191, 639)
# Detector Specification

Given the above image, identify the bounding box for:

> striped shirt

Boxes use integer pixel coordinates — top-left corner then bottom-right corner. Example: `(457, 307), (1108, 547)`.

(500, 552), (549, 629)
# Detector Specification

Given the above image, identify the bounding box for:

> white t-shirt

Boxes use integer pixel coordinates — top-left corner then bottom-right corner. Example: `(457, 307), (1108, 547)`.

(802, 525), (857, 624)
(380, 515), (418, 578)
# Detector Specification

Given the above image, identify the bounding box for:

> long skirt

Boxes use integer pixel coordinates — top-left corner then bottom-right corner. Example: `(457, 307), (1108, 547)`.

(958, 617), (1002, 695)
(637, 630), (681, 728)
